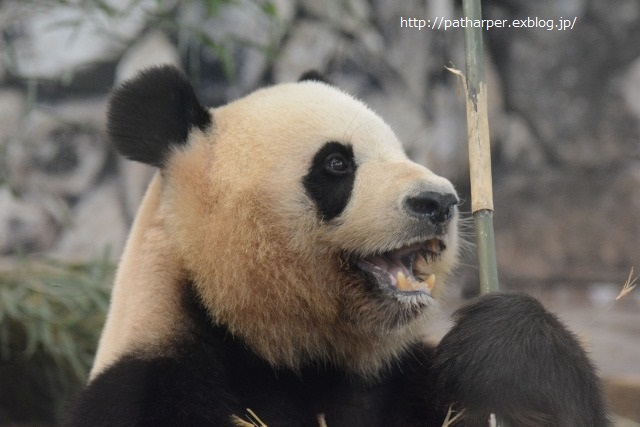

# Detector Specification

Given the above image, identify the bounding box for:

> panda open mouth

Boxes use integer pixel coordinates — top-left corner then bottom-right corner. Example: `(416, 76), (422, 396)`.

(353, 239), (444, 297)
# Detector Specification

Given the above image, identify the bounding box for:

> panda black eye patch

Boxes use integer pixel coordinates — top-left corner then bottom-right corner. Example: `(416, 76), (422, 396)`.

(303, 142), (356, 221)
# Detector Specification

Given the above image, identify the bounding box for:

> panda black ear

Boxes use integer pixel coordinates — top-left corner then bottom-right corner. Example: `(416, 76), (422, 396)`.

(107, 65), (212, 168)
(298, 70), (329, 84)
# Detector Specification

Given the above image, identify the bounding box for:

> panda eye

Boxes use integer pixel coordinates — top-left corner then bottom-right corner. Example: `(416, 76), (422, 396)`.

(324, 153), (353, 176)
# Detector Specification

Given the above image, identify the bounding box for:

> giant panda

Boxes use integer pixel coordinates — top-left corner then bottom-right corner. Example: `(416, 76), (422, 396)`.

(67, 65), (609, 427)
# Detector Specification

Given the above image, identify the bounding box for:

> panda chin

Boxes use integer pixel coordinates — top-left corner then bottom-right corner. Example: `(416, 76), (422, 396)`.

(353, 239), (444, 305)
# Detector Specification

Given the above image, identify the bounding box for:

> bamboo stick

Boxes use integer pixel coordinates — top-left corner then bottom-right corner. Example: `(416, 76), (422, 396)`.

(462, 0), (499, 294)
(461, 1), (504, 425)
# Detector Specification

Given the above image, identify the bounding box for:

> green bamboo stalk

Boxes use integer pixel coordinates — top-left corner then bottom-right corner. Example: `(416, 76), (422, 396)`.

(461, 2), (505, 426)
(462, 0), (499, 293)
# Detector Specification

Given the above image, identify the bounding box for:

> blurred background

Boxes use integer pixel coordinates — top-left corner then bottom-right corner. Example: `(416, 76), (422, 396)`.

(0, 0), (638, 425)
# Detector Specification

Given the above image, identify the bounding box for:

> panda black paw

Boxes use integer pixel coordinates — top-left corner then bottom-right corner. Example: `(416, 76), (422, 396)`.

(434, 292), (610, 427)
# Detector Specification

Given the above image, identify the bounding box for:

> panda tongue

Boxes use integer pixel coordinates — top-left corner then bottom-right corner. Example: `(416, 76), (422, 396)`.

(364, 250), (409, 276)
(366, 250), (428, 292)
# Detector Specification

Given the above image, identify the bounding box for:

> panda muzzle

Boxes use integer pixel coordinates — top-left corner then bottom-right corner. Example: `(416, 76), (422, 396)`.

(354, 239), (443, 295)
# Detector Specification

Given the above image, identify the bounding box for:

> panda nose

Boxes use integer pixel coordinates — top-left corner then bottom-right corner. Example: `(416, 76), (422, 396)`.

(404, 191), (458, 224)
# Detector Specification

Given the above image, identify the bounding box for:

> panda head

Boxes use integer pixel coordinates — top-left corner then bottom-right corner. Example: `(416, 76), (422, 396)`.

(108, 66), (460, 377)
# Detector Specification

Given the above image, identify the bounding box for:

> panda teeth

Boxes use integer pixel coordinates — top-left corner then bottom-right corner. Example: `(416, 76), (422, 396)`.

(414, 254), (429, 274)
(396, 271), (433, 294)
(426, 274), (436, 292)
(396, 271), (410, 291)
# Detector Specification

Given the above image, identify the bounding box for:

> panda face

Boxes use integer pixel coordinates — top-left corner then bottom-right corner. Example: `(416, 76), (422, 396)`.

(107, 67), (459, 376)
(303, 136), (459, 311)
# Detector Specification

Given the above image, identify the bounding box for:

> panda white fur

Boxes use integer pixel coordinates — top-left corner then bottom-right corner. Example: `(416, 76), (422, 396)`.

(68, 66), (609, 427)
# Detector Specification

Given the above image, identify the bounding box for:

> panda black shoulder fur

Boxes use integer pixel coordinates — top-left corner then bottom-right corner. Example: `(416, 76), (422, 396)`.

(67, 66), (609, 427)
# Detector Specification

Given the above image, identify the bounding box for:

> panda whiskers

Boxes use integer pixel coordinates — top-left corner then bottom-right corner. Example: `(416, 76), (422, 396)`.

(453, 213), (475, 258)
(341, 109), (364, 144)
(343, 116), (378, 145)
